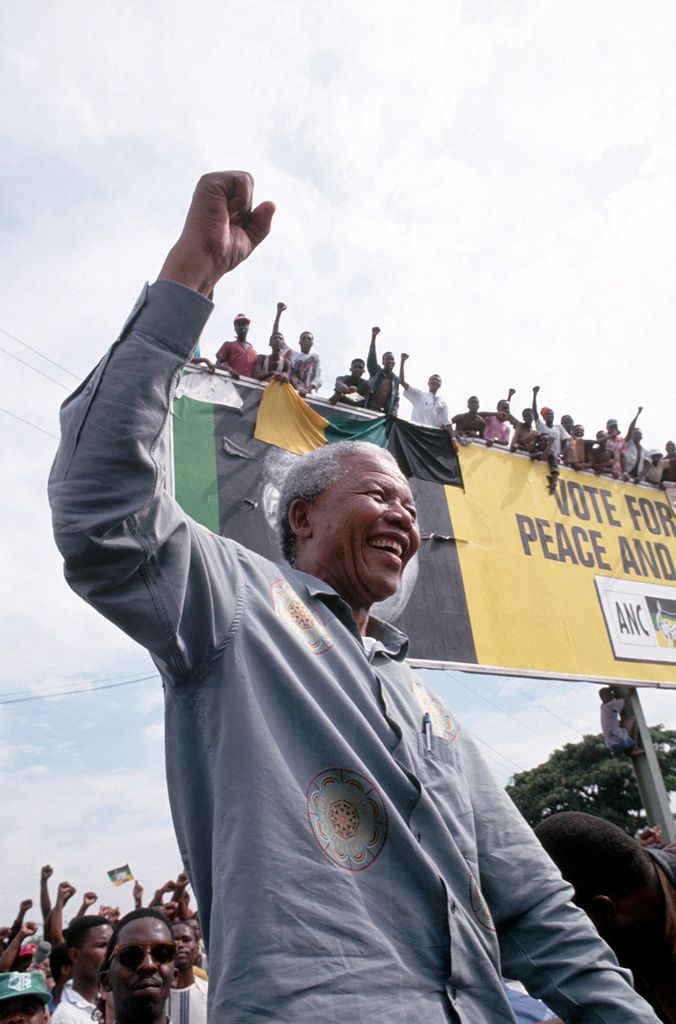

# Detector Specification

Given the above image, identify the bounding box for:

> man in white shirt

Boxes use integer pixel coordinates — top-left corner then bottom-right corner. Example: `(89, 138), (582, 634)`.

(52, 916), (112, 1024)
(398, 353), (451, 430)
(168, 921), (207, 1024)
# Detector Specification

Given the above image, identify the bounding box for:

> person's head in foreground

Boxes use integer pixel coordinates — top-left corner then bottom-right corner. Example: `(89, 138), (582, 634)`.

(99, 910), (177, 1024)
(535, 811), (667, 964)
(427, 374), (442, 394)
(0, 972), (50, 1024)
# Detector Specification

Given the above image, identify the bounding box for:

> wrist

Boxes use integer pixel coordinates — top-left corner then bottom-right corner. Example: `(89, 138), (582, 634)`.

(157, 244), (220, 298)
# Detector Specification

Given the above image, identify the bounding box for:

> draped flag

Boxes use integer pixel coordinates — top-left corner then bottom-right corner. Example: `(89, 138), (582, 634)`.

(253, 381), (461, 485)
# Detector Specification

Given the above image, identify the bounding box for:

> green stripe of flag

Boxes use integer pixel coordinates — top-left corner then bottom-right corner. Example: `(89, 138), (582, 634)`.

(172, 396), (220, 533)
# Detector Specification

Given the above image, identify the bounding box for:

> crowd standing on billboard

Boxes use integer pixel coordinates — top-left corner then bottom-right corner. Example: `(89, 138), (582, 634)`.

(197, 307), (676, 493)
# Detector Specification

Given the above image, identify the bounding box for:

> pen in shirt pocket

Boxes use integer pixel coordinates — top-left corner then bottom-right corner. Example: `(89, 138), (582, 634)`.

(423, 712), (433, 752)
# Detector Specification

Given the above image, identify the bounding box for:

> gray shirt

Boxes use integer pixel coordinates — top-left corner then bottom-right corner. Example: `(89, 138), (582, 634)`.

(49, 280), (659, 1023)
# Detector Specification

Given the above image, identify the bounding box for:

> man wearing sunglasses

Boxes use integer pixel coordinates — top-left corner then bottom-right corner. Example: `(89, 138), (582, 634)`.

(100, 911), (176, 1024)
(50, 172), (661, 1023)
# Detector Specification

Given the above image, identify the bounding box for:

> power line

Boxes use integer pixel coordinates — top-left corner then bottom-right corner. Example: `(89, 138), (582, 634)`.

(0, 406), (60, 440)
(0, 669), (159, 701)
(527, 697), (586, 738)
(0, 674), (158, 706)
(451, 673), (540, 735)
(0, 326), (80, 380)
(462, 724), (527, 774)
(452, 670), (586, 740)
(0, 343), (71, 390)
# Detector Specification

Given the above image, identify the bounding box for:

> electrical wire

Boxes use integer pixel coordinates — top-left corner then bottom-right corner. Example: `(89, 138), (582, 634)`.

(0, 343), (71, 390)
(450, 672), (541, 735)
(454, 670), (586, 740)
(0, 674), (159, 706)
(0, 669), (160, 701)
(461, 724), (527, 774)
(0, 406), (59, 440)
(0, 326), (80, 380)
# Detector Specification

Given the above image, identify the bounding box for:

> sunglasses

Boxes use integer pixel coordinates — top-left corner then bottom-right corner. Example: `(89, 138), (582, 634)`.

(112, 941), (176, 969)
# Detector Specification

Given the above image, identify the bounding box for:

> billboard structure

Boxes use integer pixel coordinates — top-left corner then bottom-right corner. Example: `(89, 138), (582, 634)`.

(170, 372), (676, 688)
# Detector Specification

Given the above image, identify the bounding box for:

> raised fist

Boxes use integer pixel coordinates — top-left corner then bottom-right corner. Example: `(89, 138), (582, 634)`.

(158, 171), (275, 297)
(58, 882), (76, 904)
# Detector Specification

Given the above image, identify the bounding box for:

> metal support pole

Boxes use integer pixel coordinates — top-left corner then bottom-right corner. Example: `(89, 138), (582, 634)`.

(618, 687), (675, 842)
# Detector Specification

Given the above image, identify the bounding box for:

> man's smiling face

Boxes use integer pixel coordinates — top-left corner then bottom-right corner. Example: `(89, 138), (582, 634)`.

(291, 453), (420, 622)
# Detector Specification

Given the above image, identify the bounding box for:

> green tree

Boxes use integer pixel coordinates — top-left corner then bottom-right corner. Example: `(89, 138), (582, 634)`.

(506, 726), (676, 834)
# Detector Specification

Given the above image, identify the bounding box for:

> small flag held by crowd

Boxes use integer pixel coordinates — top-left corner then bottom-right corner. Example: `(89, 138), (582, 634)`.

(107, 864), (134, 887)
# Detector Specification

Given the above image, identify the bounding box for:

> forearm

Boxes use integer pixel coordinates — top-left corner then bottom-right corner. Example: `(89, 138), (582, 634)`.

(40, 880), (51, 922)
(398, 359), (408, 390)
(366, 337), (378, 375)
(48, 281), (239, 678)
(499, 893), (658, 1021)
(49, 894), (67, 946)
(0, 931), (23, 972)
(460, 731), (659, 1022)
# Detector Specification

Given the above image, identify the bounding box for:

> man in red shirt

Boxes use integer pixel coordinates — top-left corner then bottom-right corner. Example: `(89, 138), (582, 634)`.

(215, 313), (257, 378)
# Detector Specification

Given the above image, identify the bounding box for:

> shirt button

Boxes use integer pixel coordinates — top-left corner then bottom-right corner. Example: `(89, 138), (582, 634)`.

(450, 900), (457, 914)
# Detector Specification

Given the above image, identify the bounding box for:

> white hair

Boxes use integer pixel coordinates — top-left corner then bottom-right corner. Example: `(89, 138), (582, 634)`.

(277, 441), (399, 563)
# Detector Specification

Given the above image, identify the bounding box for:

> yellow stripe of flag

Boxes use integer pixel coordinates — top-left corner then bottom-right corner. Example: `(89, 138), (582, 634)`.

(254, 381), (329, 455)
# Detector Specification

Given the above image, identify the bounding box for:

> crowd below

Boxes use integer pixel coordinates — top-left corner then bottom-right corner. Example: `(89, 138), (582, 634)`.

(0, 870), (207, 1024)
(193, 305), (676, 494)
(2, 809), (674, 1024)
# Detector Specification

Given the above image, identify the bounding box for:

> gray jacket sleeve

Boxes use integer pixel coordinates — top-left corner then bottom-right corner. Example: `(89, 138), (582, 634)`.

(457, 730), (660, 1022)
(49, 280), (241, 683)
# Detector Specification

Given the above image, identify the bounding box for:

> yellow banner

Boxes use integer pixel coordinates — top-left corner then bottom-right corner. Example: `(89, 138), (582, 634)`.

(445, 446), (676, 683)
(254, 381), (328, 454)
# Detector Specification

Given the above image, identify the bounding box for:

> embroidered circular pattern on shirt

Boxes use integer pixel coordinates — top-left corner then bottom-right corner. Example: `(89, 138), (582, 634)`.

(306, 768), (388, 871)
(270, 578), (334, 655)
(468, 874), (495, 932)
(410, 675), (457, 742)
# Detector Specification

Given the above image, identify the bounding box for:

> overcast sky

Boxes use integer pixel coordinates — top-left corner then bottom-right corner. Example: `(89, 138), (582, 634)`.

(1, 0), (675, 919)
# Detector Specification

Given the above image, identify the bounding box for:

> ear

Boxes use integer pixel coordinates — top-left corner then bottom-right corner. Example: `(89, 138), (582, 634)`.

(287, 498), (314, 544)
(100, 970), (111, 993)
(588, 894), (617, 927)
(68, 946), (80, 966)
